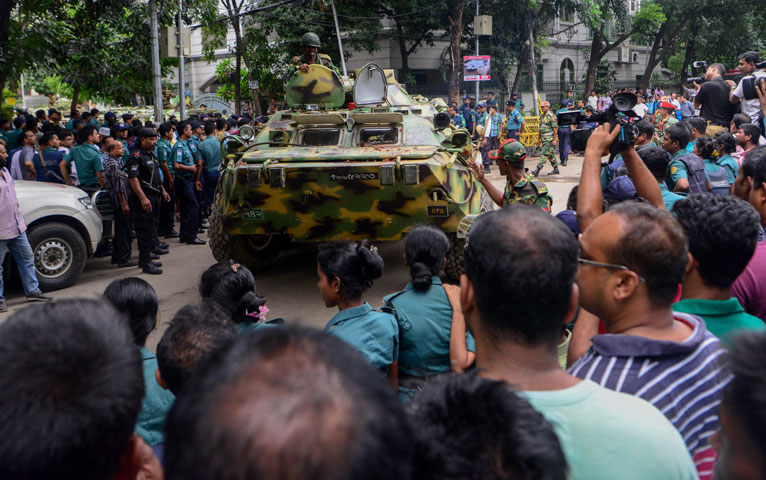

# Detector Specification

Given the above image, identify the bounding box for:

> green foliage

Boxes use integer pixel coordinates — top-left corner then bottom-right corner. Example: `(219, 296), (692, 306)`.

(213, 59), (249, 101)
(583, 59), (617, 92)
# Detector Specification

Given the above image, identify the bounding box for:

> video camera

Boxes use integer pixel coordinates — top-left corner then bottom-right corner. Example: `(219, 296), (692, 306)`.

(741, 61), (766, 100)
(687, 61), (708, 84)
(557, 92), (640, 164)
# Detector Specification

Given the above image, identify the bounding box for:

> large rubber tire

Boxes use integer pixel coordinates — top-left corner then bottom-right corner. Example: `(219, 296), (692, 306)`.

(443, 233), (465, 283)
(208, 206), (281, 272)
(26, 222), (87, 291)
(443, 190), (494, 282)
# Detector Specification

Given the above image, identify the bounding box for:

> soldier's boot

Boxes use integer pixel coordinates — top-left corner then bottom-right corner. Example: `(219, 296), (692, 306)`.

(531, 167), (541, 176)
(548, 167), (560, 175)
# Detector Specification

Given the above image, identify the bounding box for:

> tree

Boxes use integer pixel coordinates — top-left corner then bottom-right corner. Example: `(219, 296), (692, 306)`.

(579, 0), (664, 95)
(446, 0), (464, 105)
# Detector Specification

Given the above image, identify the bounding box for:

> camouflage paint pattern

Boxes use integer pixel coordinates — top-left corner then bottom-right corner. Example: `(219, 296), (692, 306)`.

(217, 64), (480, 243)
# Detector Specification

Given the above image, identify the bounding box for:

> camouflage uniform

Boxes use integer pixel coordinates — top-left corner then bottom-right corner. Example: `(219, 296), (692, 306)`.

(489, 139), (552, 211)
(504, 171), (552, 211)
(652, 115), (678, 145)
(537, 110), (558, 169)
(289, 53), (341, 77)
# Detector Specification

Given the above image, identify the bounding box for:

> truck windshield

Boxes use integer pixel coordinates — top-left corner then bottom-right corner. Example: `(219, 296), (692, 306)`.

(358, 127), (399, 146)
(301, 129), (341, 146)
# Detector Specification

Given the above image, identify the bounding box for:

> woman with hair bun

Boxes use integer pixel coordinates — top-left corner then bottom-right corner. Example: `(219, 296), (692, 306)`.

(383, 225), (476, 399)
(317, 240), (398, 386)
(199, 260), (283, 334)
(714, 131), (739, 191)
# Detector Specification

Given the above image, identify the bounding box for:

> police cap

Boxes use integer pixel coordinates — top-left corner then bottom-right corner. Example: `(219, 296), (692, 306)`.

(139, 127), (158, 139)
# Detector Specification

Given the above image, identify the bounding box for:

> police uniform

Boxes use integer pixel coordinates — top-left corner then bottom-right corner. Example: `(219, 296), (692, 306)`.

(156, 137), (176, 237)
(136, 347), (175, 446)
(490, 139), (553, 211)
(323, 302), (398, 373)
(171, 137), (201, 243)
(125, 141), (163, 269)
(188, 132), (206, 217)
(537, 106), (558, 171)
(383, 277), (476, 400)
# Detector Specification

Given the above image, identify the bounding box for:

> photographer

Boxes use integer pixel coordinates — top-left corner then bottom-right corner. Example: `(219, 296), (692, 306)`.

(730, 51), (766, 123)
(694, 63), (736, 136)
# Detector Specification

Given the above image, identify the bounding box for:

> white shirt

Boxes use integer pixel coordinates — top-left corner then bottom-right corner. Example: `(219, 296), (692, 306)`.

(633, 103), (649, 119)
(733, 70), (766, 123)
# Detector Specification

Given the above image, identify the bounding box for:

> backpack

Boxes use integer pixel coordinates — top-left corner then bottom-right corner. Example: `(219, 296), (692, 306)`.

(677, 153), (707, 194)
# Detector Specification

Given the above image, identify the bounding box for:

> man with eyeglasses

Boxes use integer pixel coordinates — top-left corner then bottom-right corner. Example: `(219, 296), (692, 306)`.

(568, 201), (730, 480)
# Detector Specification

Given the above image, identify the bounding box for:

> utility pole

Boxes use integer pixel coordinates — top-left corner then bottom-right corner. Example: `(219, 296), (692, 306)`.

(177, 0), (186, 120)
(474, 0), (479, 103)
(330, 0), (347, 76)
(149, 0), (163, 123)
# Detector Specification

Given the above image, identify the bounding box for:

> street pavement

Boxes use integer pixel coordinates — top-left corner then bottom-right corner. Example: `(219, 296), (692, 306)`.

(0, 152), (583, 349)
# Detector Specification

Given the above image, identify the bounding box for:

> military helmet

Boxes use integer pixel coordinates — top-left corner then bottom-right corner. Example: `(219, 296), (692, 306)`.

(301, 32), (321, 48)
(489, 139), (527, 164)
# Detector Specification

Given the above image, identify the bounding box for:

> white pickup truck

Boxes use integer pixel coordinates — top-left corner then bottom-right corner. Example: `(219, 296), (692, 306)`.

(6, 181), (104, 291)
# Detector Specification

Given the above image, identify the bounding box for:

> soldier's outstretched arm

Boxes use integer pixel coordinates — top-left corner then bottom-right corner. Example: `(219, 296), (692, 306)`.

(467, 159), (504, 207)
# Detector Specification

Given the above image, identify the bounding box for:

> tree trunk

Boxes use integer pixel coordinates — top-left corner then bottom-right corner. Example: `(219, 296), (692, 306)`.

(679, 31), (695, 92)
(70, 81), (81, 116)
(0, 71), (6, 100)
(394, 21), (410, 79)
(447, 0), (464, 105)
(639, 27), (664, 92)
(583, 32), (604, 96)
(511, 47), (527, 94)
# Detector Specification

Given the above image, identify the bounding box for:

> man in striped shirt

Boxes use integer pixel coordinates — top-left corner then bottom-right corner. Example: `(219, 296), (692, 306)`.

(462, 206), (697, 480)
(570, 202), (731, 480)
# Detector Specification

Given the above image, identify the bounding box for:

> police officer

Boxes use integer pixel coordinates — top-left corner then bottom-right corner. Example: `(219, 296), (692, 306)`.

(171, 120), (205, 245)
(533, 101), (559, 176)
(289, 32), (341, 76)
(469, 139), (552, 211)
(126, 128), (170, 274)
(111, 123), (131, 164)
(188, 120), (208, 227)
(505, 101), (524, 141)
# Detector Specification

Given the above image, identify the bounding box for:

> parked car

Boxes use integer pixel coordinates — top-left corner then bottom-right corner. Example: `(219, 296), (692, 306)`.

(3, 181), (103, 291)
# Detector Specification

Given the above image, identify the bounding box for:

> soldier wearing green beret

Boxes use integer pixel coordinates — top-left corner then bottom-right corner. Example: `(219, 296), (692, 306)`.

(289, 32), (341, 77)
(468, 139), (552, 211)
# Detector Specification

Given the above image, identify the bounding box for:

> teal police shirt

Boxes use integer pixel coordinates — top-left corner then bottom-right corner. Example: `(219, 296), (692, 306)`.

(135, 347), (175, 446)
(198, 136), (222, 172)
(157, 138), (173, 176)
(661, 182), (684, 212)
(170, 138), (195, 179)
(716, 153), (738, 184)
(236, 317), (285, 335)
(324, 302), (398, 373)
(189, 135), (203, 162)
(383, 277), (475, 378)
(64, 143), (103, 188)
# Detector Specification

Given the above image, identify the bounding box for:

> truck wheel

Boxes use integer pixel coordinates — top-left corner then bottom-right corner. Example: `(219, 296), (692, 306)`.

(26, 222), (87, 291)
(444, 233), (465, 283)
(208, 206), (281, 272)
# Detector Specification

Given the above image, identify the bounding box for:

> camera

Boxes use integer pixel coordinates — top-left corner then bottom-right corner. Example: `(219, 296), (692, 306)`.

(687, 60), (708, 84)
(740, 61), (766, 100)
(557, 92), (640, 163)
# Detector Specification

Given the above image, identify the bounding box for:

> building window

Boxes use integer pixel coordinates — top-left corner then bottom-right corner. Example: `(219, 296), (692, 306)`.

(560, 58), (575, 90)
(628, 0), (641, 14)
(560, 6), (575, 23)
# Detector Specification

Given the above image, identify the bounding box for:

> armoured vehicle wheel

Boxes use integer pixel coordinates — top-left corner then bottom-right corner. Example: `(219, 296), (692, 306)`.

(443, 191), (495, 282)
(208, 205), (281, 271)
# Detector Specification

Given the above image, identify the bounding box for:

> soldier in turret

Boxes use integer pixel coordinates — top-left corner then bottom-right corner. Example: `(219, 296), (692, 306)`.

(290, 32), (341, 76)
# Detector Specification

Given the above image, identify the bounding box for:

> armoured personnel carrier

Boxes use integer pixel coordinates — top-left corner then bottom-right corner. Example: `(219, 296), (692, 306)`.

(209, 63), (491, 278)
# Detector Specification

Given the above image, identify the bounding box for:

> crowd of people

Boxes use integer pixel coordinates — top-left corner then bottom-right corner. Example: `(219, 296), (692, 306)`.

(2, 48), (766, 479)
(0, 105), (265, 276)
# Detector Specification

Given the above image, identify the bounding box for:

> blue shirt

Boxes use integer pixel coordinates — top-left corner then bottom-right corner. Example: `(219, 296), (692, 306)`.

(506, 109), (523, 130)
(716, 153), (738, 184)
(661, 182), (684, 212)
(198, 136), (222, 172)
(136, 347), (175, 446)
(33, 147), (65, 183)
(686, 138), (696, 154)
(487, 113), (502, 137)
(324, 303), (398, 372)
(383, 277), (475, 379)
(170, 138), (195, 178)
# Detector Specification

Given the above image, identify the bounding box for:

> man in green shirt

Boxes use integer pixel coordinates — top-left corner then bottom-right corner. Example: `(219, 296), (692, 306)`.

(65, 110), (80, 131)
(157, 122), (177, 238)
(6, 117), (25, 149)
(672, 194), (765, 346)
(171, 121), (204, 245)
(59, 125), (104, 190)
